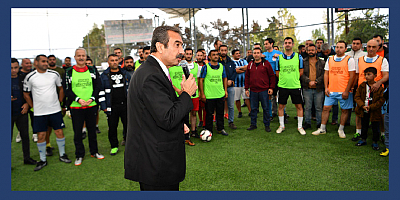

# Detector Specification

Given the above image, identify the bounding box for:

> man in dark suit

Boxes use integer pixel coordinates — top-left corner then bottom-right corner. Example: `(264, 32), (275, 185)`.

(124, 25), (198, 191)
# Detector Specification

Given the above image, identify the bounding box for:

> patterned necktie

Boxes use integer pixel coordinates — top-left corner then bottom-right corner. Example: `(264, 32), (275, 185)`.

(168, 73), (172, 83)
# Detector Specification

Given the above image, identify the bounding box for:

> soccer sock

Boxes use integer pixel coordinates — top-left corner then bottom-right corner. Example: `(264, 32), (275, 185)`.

(56, 137), (66, 156)
(37, 142), (47, 162)
(320, 124), (326, 131)
(82, 127), (87, 132)
(279, 116), (285, 128)
(298, 117), (303, 129)
(339, 125), (345, 131)
(356, 129), (361, 134)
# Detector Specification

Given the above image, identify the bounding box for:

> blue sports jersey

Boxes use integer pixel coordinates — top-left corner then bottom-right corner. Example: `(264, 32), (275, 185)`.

(263, 50), (282, 74)
(233, 59), (248, 87)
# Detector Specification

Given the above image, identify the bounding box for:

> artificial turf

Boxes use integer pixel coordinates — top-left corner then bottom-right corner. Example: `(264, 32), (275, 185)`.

(11, 100), (389, 191)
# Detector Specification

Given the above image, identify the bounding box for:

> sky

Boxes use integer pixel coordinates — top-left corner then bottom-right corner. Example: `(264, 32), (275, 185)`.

(11, 8), (388, 64)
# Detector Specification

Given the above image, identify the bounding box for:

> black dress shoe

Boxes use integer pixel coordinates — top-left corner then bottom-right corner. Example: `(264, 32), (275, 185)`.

(238, 112), (243, 118)
(24, 157), (37, 165)
(247, 125), (257, 131)
(265, 126), (271, 132)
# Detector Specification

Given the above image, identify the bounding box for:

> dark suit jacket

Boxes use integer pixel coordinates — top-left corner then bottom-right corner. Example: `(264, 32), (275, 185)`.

(124, 55), (193, 186)
(300, 56), (325, 92)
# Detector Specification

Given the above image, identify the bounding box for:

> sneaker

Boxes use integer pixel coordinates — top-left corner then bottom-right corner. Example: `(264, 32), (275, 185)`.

(238, 112), (243, 118)
(372, 143), (380, 151)
(241, 103), (246, 107)
(34, 160), (47, 171)
(312, 128), (326, 136)
(32, 133), (38, 143)
(96, 127), (101, 134)
(355, 140), (367, 146)
(303, 123), (311, 130)
(121, 139), (126, 146)
(380, 148), (389, 157)
(110, 148), (118, 155)
(191, 131), (200, 138)
(46, 147), (53, 156)
(338, 130), (346, 139)
(218, 129), (228, 136)
(224, 113), (229, 119)
(298, 127), (306, 135)
(59, 154), (72, 163)
(229, 122), (237, 129)
(352, 133), (361, 141)
(247, 125), (257, 131)
(276, 126), (285, 134)
(185, 140), (195, 146)
(82, 131), (87, 139)
(91, 153), (105, 159)
(75, 157), (83, 166)
(24, 157), (37, 165)
(265, 126), (271, 132)
(16, 132), (21, 143)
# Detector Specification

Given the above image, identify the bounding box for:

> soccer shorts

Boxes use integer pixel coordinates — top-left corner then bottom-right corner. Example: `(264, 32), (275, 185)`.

(324, 92), (353, 109)
(33, 111), (65, 133)
(234, 87), (249, 101)
(192, 98), (199, 111)
(277, 88), (303, 105)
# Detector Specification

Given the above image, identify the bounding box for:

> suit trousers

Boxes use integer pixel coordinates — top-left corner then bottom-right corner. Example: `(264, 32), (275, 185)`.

(71, 106), (99, 158)
(11, 114), (31, 160)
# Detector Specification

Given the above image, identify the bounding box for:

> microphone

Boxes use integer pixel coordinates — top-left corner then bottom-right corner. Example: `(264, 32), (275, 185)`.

(179, 60), (196, 97)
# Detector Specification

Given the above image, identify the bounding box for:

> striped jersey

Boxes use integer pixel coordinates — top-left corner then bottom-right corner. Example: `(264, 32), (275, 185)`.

(233, 59), (248, 87)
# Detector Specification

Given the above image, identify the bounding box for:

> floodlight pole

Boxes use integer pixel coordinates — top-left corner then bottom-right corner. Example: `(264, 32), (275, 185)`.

(242, 8), (246, 55)
(122, 14), (126, 57)
(193, 9), (197, 52)
(327, 8), (330, 45)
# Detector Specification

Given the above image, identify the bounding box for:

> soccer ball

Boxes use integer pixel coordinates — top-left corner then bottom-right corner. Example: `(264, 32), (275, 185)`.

(200, 129), (212, 142)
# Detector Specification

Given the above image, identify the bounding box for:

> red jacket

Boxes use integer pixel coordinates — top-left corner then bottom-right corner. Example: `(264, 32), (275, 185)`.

(245, 59), (275, 92)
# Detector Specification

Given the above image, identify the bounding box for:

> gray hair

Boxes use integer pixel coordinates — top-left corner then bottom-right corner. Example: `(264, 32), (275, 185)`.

(75, 47), (87, 56)
(150, 26), (182, 53)
(321, 43), (331, 51)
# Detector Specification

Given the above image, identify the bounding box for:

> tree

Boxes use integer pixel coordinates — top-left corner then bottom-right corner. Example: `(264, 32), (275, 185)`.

(311, 28), (327, 43)
(336, 9), (388, 44)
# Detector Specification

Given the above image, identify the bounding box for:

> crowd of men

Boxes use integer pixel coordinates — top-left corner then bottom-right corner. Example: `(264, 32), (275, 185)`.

(11, 33), (390, 172)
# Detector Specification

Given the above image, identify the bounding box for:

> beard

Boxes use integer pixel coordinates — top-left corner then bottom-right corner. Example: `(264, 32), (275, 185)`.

(49, 63), (56, 67)
(308, 53), (316, 57)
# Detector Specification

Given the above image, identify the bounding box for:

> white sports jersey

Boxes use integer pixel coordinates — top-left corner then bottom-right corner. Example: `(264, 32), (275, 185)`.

(23, 69), (62, 116)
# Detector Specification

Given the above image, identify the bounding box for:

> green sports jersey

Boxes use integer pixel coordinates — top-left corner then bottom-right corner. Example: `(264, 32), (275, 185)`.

(168, 63), (199, 98)
(70, 69), (97, 108)
(278, 53), (301, 89)
(204, 63), (225, 99)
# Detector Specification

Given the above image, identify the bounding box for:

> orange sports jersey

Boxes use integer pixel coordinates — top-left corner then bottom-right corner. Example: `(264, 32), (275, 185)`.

(328, 55), (351, 93)
(376, 49), (385, 58)
(357, 56), (383, 86)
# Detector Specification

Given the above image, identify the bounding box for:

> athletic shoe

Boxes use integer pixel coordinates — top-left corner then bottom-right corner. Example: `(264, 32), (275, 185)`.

(380, 148), (389, 157)
(185, 140), (195, 146)
(298, 127), (306, 135)
(24, 157), (37, 165)
(276, 126), (285, 134)
(91, 153), (105, 159)
(247, 125), (257, 131)
(238, 112), (243, 118)
(241, 103), (246, 107)
(303, 123), (311, 130)
(46, 147), (53, 156)
(338, 130), (346, 139)
(312, 128), (326, 136)
(372, 143), (380, 151)
(224, 113), (229, 119)
(82, 131), (87, 139)
(110, 148), (118, 155)
(59, 154), (72, 163)
(218, 129), (228, 136)
(229, 122), (237, 129)
(121, 139), (126, 146)
(191, 131), (200, 138)
(16, 132), (21, 143)
(34, 161), (47, 171)
(96, 127), (101, 134)
(32, 134), (38, 143)
(265, 126), (271, 132)
(75, 157), (83, 166)
(352, 133), (361, 141)
(355, 140), (367, 146)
